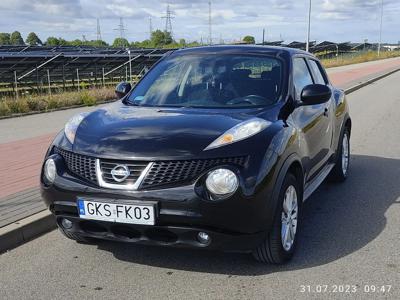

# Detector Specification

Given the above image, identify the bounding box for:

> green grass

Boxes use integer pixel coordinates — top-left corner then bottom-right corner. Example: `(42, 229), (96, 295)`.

(321, 51), (400, 68)
(0, 87), (115, 117)
(1, 50), (400, 117)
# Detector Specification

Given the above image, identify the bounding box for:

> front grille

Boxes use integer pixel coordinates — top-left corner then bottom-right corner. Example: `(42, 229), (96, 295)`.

(99, 160), (148, 185)
(140, 157), (247, 189)
(54, 147), (97, 184)
(55, 147), (247, 189)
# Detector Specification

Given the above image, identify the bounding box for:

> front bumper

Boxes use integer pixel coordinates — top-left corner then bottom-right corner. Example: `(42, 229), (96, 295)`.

(41, 170), (276, 251)
(41, 137), (282, 252)
(55, 215), (266, 252)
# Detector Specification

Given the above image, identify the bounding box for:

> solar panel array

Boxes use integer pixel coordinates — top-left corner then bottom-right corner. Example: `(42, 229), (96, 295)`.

(0, 46), (171, 89)
(0, 42), (382, 96)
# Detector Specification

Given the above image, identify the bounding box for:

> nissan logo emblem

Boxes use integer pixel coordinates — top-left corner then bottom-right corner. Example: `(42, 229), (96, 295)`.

(110, 165), (130, 182)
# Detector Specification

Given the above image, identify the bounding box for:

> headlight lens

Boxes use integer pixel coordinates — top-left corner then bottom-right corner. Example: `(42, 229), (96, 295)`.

(205, 168), (238, 196)
(44, 158), (56, 183)
(64, 112), (89, 144)
(204, 118), (271, 150)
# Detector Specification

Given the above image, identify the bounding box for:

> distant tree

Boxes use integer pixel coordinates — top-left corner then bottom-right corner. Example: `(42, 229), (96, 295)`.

(187, 41), (201, 48)
(91, 40), (108, 47)
(70, 39), (82, 46)
(26, 32), (42, 46)
(139, 40), (154, 48)
(58, 38), (67, 46)
(10, 31), (24, 45)
(0, 33), (11, 45)
(46, 36), (60, 46)
(179, 39), (186, 47)
(112, 37), (129, 48)
(243, 35), (255, 44)
(151, 30), (173, 47)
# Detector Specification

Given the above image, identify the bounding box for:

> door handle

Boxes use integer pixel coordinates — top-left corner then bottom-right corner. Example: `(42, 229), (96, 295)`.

(323, 107), (329, 117)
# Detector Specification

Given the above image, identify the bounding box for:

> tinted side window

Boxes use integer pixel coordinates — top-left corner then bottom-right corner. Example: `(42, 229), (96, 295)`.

(308, 60), (327, 85)
(293, 58), (313, 99)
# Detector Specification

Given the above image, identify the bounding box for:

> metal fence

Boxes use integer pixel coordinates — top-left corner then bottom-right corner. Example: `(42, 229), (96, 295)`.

(0, 46), (171, 98)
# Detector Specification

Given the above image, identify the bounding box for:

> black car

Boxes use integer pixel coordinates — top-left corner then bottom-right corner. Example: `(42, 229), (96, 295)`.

(41, 46), (351, 264)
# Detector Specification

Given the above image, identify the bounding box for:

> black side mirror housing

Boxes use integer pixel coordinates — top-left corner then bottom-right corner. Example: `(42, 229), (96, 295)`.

(115, 81), (132, 99)
(300, 84), (332, 105)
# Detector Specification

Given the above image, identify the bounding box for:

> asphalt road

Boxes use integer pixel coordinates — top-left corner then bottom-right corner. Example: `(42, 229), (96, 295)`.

(1, 72), (400, 300)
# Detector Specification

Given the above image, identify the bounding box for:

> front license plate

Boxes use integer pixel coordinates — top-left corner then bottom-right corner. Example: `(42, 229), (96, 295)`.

(77, 199), (155, 225)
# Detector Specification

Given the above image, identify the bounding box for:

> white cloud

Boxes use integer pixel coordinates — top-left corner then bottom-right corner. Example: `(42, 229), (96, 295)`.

(0, 0), (398, 43)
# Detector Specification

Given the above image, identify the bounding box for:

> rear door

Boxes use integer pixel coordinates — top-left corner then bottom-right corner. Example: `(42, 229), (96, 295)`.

(291, 57), (333, 181)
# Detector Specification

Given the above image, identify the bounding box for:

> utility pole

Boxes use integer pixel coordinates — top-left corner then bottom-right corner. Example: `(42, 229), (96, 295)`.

(162, 4), (174, 39)
(262, 28), (265, 45)
(114, 17), (127, 46)
(208, 1), (212, 45)
(149, 17), (153, 39)
(47, 69), (51, 96)
(378, 0), (384, 57)
(127, 49), (132, 82)
(96, 18), (102, 42)
(306, 0), (312, 52)
(14, 71), (18, 100)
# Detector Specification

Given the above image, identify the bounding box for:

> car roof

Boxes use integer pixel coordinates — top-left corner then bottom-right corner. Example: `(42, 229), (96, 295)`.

(173, 45), (315, 58)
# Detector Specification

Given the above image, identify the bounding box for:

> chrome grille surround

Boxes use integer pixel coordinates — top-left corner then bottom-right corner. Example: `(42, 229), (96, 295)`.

(55, 147), (247, 190)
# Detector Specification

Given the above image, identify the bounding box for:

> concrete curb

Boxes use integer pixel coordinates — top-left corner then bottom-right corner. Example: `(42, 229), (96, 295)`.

(344, 68), (400, 94)
(0, 210), (56, 253)
(1, 66), (399, 253)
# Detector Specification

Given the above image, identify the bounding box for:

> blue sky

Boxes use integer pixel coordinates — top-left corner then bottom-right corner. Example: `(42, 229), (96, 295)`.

(0, 0), (399, 44)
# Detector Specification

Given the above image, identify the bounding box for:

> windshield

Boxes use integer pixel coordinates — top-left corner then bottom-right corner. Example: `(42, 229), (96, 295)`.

(127, 54), (283, 108)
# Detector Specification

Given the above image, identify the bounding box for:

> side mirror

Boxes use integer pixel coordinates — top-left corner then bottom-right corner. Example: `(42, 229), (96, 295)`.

(115, 81), (132, 99)
(300, 84), (332, 105)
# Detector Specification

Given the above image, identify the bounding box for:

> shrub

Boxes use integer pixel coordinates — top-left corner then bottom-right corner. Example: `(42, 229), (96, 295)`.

(7, 99), (30, 114)
(80, 91), (96, 106)
(47, 97), (60, 109)
(0, 101), (11, 116)
(89, 88), (115, 102)
(26, 97), (40, 111)
(0, 87), (115, 117)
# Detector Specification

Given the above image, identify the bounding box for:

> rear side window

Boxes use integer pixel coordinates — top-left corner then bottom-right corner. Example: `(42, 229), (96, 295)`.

(293, 58), (313, 99)
(308, 60), (327, 85)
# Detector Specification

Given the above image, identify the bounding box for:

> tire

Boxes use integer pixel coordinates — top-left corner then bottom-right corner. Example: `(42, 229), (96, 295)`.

(329, 127), (350, 182)
(58, 226), (93, 244)
(252, 173), (301, 264)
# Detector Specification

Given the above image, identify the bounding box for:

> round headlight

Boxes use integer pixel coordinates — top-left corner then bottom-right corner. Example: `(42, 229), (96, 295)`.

(205, 168), (238, 196)
(44, 158), (56, 183)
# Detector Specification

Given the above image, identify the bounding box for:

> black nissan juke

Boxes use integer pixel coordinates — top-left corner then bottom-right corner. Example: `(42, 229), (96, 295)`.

(41, 46), (351, 264)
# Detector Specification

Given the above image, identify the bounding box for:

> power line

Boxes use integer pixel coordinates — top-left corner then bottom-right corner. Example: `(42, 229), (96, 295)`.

(378, 0), (384, 57)
(114, 17), (127, 40)
(96, 18), (102, 42)
(162, 4), (174, 38)
(149, 17), (153, 39)
(208, 1), (212, 45)
(306, 0), (312, 52)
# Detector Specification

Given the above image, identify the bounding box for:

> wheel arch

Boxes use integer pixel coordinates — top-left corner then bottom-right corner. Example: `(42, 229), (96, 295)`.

(268, 153), (305, 220)
(344, 116), (352, 136)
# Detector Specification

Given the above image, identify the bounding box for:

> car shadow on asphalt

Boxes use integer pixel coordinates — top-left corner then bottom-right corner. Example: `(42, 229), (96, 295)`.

(96, 154), (400, 275)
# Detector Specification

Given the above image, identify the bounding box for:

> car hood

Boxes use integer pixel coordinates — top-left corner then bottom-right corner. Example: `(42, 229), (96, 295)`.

(72, 102), (275, 159)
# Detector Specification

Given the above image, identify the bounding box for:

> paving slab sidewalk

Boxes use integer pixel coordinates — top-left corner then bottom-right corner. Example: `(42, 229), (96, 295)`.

(0, 57), (399, 252)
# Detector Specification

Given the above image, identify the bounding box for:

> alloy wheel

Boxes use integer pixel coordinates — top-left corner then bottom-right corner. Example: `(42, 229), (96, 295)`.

(281, 185), (298, 251)
(342, 132), (350, 175)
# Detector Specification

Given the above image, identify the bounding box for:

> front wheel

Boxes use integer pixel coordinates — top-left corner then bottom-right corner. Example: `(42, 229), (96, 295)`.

(252, 173), (301, 264)
(329, 127), (350, 182)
